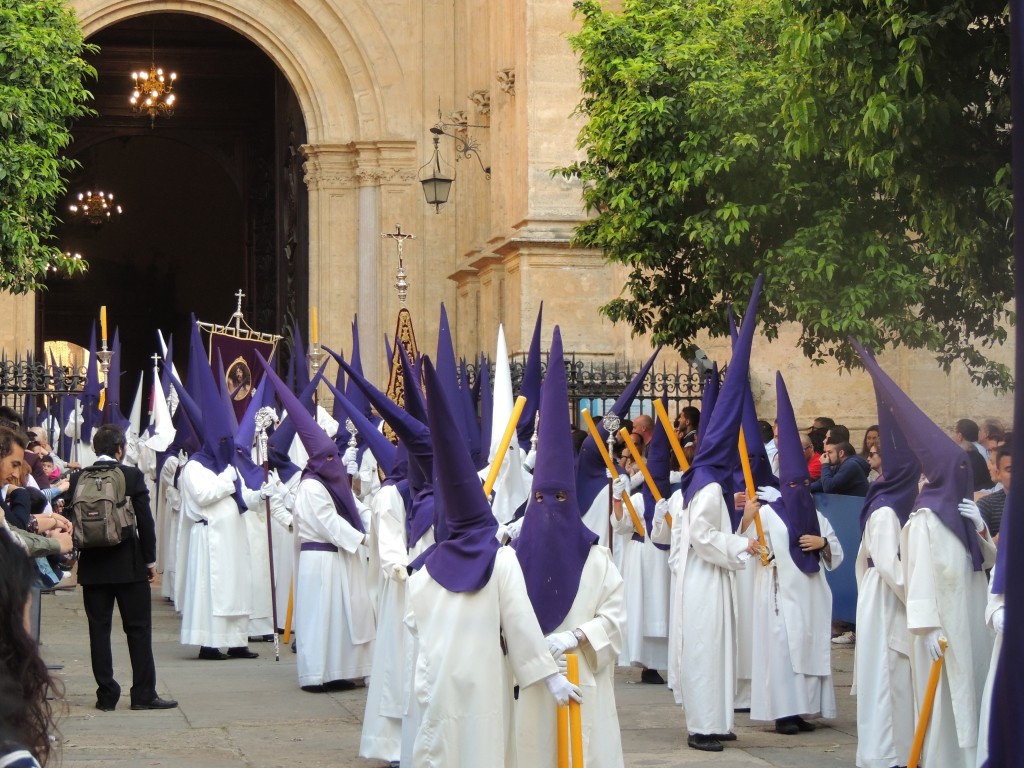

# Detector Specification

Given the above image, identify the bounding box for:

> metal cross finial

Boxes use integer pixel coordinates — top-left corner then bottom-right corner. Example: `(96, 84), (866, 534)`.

(150, 353), (160, 369)
(381, 224), (416, 304)
(232, 289), (246, 332)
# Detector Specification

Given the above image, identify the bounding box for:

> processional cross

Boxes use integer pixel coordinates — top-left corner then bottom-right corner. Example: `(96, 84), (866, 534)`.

(381, 224), (416, 304)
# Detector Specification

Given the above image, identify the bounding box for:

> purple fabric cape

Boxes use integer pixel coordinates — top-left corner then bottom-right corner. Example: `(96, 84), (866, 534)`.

(420, 356), (500, 593)
(774, 372), (823, 574)
(513, 327), (598, 633)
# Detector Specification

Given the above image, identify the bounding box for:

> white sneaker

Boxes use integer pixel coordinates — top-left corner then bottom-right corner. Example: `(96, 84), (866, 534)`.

(831, 631), (855, 645)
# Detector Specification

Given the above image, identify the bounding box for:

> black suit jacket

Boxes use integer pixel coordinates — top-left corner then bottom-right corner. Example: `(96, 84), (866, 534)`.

(66, 461), (156, 586)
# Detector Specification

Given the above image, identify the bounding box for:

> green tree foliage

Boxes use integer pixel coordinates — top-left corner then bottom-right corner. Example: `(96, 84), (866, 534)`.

(0, 0), (94, 293)
(562, 0), (1013, 388)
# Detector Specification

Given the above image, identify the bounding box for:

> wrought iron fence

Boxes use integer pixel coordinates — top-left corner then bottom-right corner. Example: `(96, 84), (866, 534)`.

(475, 352), (709, 427)
(0, 361), (87, 444)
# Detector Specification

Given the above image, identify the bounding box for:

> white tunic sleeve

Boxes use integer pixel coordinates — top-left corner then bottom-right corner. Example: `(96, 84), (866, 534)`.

(495, 549), (560, 689)
(575, 549), (625, 674)
(689, 483), (750, 569)
(296, 479), (365, 554)
(375, 486), (409, 573)
(818, 512), (844, 571)
(864, 506), (905, 603)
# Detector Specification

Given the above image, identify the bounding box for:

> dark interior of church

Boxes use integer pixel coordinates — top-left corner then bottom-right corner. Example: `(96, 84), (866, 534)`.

(44, 13), (307, 379)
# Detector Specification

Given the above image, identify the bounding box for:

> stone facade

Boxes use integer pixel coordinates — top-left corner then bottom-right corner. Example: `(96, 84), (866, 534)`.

(0, 0), (1012, 435)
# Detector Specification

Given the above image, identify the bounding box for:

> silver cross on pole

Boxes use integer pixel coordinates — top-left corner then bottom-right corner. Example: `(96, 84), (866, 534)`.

(381, 224), (415, 304)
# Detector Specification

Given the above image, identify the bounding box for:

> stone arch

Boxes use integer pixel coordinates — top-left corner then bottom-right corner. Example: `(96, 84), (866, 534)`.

(73, 0), (410, 144)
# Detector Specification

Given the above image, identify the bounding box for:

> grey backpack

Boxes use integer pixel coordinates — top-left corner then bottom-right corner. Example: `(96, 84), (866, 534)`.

(71, 465), (136, 549)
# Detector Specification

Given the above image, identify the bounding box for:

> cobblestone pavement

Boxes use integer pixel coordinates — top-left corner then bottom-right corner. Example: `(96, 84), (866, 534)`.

(40, 586), (857, 767)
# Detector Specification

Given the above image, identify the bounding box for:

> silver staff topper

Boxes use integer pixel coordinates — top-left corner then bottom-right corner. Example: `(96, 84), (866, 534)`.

(601, 412), (621, 450)
(254, 407), (278, 464)
(345, 418), (358, 449)
(530, 412), (540, 452)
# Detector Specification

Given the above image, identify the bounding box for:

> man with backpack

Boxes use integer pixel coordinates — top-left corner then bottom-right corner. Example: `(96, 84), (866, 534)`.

(67, 424), (177, 712)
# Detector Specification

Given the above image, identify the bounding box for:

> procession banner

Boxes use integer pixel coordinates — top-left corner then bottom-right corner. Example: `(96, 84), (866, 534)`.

(208, 330), (276, 424)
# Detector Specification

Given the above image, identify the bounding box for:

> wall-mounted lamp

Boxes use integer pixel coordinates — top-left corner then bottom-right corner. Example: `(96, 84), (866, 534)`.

(418, 108), (491, 212)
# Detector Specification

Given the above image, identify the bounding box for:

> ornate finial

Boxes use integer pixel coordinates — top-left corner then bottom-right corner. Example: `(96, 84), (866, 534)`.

(601, 412), (620, 453)
(381, 224), (416, 305)
(150, 353), (160, 369)
(346, 418), (358, 449)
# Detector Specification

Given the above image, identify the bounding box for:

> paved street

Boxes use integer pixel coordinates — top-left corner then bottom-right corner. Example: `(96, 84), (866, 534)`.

(40, 585), (858, 767)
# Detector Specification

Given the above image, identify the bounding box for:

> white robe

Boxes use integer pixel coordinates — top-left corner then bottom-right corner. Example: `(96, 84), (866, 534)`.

(975, 564), (1004, 768)
(852, 506), (914, 768)
(901, 508), (996, 768)
(178, 462), (253, 648)
(360, 484), (409, 762)
(155, 454), (182, 601)
(243, 495), (275, 636)
(733, 551), (756, 708)
(654, 483), (750, 735)
(515, 546), (626, 768)
(267, 471), (299, 625)
(750, 504), (843, 722)
(293, 478), (374, 686)
(405, 546), (557, 768)
(581, 484), (613, 549)
(612, 494), (669, 670)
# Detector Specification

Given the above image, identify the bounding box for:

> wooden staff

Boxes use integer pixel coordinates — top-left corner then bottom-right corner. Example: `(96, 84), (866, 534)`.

(566, 653), (584, 767)
(282, 580), (295, 644)
(618, 427), (673, 527)
(581, 410), (645, 538)
(483, 395), (527, 498)
(653, 399), (689, 472)
(737, 427), (770, 565)
(908, 637), (948, 768)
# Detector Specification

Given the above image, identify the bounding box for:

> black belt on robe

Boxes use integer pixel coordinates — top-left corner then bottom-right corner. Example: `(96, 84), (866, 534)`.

(300, 542), (338, 553)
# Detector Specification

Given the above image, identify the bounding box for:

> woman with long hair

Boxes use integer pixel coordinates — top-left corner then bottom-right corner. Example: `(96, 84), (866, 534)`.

(0, 532), (63, 766)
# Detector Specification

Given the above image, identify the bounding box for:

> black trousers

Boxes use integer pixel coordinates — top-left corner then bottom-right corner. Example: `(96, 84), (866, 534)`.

(81, 581), (157, 706)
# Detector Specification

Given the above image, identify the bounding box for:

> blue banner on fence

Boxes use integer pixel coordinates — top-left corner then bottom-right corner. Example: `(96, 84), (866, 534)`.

(814, 493), (863, 624)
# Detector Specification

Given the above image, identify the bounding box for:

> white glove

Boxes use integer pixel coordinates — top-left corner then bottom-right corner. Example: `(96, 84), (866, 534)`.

(992, 607), (1005, 634)
(505, 516), (525, 542)
(544, 673), (582, 706)
(653, 498), (670, 526)
(342, 446), (358, 466)
(219, 465), (238, 483)
(346, 460), (359, 476)
(670, 470), (683, 484)
(259, 480), (277, 500)
(756, 485), (781, 504)
(923, 628), (946, 661)
(629, 472), (644, 490)
(269, 504), (293, 531)
(958, 498), (985, 532)
(611, 475), (629, 500)
(546, 630), (578, 659)
(390, 563), (408, 583)
(605, 467), (613, 480)
(524, 449), (537, 470)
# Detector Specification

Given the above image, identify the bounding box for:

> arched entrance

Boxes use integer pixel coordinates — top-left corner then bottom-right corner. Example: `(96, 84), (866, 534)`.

(48, 0), (420, 383)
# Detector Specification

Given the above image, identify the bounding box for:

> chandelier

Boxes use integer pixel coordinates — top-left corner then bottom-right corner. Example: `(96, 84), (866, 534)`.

(68, 190), (122, 229)
(130, 33), (177, 127)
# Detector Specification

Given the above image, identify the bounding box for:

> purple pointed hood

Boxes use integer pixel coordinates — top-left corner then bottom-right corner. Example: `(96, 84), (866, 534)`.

(185, 317), (206, 406)
(849, 342), (983, 569)
(215, 350), (240, 433)
(639, 397), (673, 552)
(324, 380), (397, 478)
(775, 372), (823, 574)
(233, 374), (274, 491)
(699, 362), (720, 443)
(575, 345), (663, 510)
(166, 374), (203, 457)
(257, 354), (363, 532)
(684, 276), (762, 512)
(266, 366), (328, 483)
(478, 355), (493, 463)
(516, 303), (544, 451)
(421, 356), (500, 593)
(853, 343), (921, 532)
(291, 319), (311, 395)
(384, 333), (393, 376)
(101, 328), (130, 429)
(514, 327), (598, 633)
(460, 359), (483, 470)
(435, 304), (475, 454)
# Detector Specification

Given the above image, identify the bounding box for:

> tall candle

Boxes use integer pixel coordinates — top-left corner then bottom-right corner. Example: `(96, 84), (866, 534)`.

(100, 306), (107, 342)
(567, 654), (584, 766)
(311, 306), (318, 344)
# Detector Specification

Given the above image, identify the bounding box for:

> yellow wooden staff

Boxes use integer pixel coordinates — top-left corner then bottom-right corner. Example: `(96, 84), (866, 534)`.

(653, 399), (689, 472)
(483, 395), (528, 498)
(618, 427), (672, 527)
(567, 654), (584, 766)
(581, 410), (645, 538)
(908, 637), (948, 768)
(737, 427), (770, 565)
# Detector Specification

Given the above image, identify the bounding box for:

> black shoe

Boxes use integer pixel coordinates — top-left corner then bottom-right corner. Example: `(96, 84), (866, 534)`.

(248, 634), (276, 643)
(640, 668), (665, 684)
(131, 697), (178, 710)
(198, 647), (228, 661)
(324, 679), (357, 691)
(301, 684), (327, 693)
(734, 707), (750, 713)
(227, 647), (259, 659)
(687, 734), (724, 752)
(95, 701), (117, 712)
(775, 717), (799, 735)
(711, 732), (737, 741)
(791, 715), (816, 732)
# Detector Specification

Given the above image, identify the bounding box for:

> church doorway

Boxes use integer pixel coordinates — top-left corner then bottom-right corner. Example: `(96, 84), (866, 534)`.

(44, 13), (308, 376)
